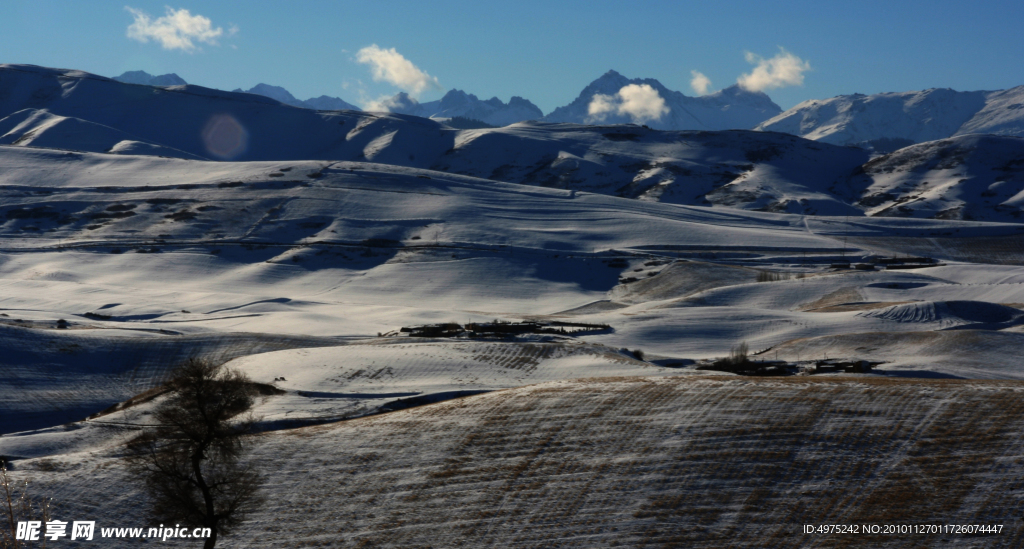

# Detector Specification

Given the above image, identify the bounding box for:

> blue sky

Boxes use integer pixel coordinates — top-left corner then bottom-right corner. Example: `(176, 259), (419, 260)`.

(2, 0), (1023, 112)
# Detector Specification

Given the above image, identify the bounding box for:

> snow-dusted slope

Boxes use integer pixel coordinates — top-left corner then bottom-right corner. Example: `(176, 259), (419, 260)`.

(954, 86), (1024, 137)
(757, 86), (1024, 149)
(833, 134), (1024, 221)
(543, 70), (782, 131)
(379, 89), (544, 126)
(0, 108), (208, 160)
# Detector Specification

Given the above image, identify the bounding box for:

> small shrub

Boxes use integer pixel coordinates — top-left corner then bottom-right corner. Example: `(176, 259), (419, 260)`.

(756, 270), (791, 283)
(1, 462), (52, 548)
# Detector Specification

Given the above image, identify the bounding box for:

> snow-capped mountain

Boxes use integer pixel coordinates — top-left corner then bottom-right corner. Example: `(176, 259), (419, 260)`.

(378, 89), (544, 127)
(233, 83), (360, 111)
(757, 86), (1024, 150)
(112, 69), (187, 86)
(542, 70), (782, 131)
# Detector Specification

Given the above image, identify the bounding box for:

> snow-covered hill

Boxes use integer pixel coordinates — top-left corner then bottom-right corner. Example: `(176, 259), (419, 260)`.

(378, 89), (544, 126)
(757, 86), (1024, 149)
(436, 122), (871, 214)
(833, 134), (1024, 222)
(543, 70), (783, 131)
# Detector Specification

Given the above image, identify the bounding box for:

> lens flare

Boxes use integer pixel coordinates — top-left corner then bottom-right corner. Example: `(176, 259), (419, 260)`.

(201, 114), (248, 159)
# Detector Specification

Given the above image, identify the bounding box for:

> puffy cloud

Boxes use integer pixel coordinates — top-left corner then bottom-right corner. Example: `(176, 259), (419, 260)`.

(587, 93), (617, 119)
(587, 84), (669, 124)
(362, 93), (417, 113)
(356, 45), (440, 97)
(361, 96), (392, 112)
(125, 6), (225, 52)
(737, 48), (811, 92)
(690, 70), (712, 95)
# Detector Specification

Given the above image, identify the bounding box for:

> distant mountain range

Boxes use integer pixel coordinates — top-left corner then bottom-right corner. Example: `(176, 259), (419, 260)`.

(378, 89), (543, 127)
(230, 83), (359, 112)
(110, 70), (1024, 149)
(110, 69), (783, 130)
(7, 64), (1024, 224)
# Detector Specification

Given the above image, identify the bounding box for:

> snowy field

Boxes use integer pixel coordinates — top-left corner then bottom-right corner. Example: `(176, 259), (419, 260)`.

(3, 66), (1024, 546)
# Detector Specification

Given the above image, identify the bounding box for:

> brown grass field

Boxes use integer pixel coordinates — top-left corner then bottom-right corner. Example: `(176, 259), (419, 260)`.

(27, 375), (1024, 548)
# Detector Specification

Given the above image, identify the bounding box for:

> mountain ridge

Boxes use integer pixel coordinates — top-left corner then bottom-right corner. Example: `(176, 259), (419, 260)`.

(232, 82), (360, 111)
(377, 89), (544, 126)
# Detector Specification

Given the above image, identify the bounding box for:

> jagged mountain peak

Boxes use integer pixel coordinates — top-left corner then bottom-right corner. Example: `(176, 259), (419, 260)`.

(438, 89), (477, 109)
(244, 83), (301, 105)
(580, 70), (640, 96)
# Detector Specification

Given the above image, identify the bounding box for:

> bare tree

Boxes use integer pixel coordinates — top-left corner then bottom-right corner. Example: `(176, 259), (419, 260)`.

(126, 359), (263, 549)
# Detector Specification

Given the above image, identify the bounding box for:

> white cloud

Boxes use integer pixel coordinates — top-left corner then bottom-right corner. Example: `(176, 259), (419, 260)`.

(587, 93), (617, 119)
(358, 90), (419, 113)
(355, 45), (440, 97)
(690, 70), (712, 95)
(587, 84), (669, 124)
(362, 98), (386, 112)
(125, 6), (225, 52)
(361, 95), (395, 112)
(737, 48), (811, 92)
